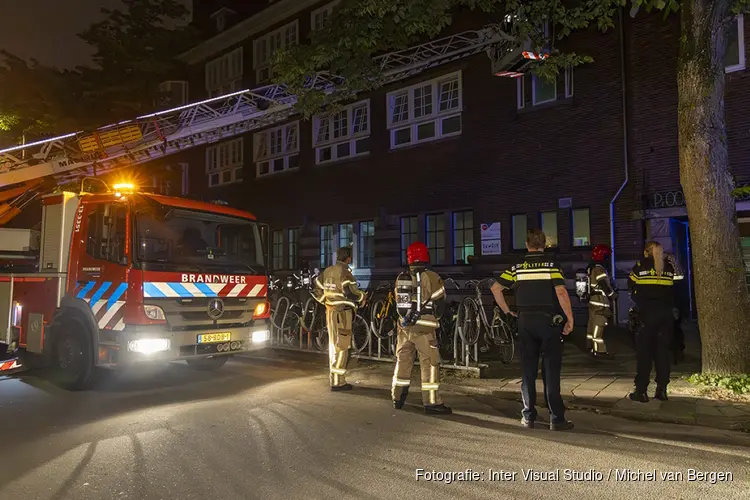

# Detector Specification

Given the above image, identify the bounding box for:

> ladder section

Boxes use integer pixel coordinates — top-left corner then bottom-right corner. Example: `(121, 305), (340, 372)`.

(0, 24), (518, 187)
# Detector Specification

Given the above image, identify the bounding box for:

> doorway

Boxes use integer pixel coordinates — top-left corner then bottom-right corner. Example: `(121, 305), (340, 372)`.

(669, 219), (695, 319)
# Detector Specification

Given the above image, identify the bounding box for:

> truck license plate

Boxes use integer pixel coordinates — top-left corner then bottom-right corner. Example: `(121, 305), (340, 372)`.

(197, 332), (231, 344)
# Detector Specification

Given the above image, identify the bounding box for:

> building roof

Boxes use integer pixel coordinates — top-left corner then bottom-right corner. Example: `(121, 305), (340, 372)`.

(178, 0), (322, 64)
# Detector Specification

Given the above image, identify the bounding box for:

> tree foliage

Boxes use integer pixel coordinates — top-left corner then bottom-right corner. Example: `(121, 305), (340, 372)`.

(0, 0), (194, 144)
(274, 0), (747, 117)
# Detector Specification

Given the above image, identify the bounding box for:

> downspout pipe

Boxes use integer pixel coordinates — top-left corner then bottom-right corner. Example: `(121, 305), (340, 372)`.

(609, 6), (630, 323)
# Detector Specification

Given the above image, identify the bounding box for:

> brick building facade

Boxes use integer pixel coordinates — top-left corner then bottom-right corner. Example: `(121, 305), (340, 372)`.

(158, 1), (750, 321)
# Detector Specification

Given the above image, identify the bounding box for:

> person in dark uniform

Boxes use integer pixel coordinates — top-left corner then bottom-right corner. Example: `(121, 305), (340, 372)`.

(628, 241), (684, 402)
(490, 229), (575, 431)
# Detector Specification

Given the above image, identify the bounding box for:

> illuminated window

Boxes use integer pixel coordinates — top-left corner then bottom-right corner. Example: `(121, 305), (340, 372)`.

(452, 210), (474, 264)
(541, 211), (558, 248)
(512, 214), (527, 250)
(358, 221), (375, 268)
(425, 214), (446, 265)
(572, 208), (591, 247)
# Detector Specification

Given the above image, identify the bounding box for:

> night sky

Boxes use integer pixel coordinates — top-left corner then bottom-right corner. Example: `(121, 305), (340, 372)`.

(0, 0), (191, 69)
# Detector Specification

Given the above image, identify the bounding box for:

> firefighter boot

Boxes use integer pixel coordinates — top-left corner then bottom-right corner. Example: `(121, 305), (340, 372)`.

(393, 387), (409, 409)
(331, 383), (353, 392)
(424, 404), (452, 415)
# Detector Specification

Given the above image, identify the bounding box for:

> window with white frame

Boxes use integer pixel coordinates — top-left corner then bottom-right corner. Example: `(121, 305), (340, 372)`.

(516, 68), (574, 109)
(272, 230), (284, 269)
(320, 224), (334, 267)
(253, 20), (298, 84)
(386, 71), (463, 149)
(339, 223), (353, 250)
(452, 210), (474, 264)
(206, 138), (244, 187)
(358, 220), (375, 268)
(287, 228), (298, 269)
(205, 47), (243, 98)
(254, 121), (300, 177)
(400, 216), (418, 265)
(311, 1), (340, 31)
(313, 100), (370, 164)
(425, 214), (447, 265)
(726, 14), (745, 73)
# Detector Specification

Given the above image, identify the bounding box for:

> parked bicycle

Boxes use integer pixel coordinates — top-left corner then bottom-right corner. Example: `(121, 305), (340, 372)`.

(436, 277), (461, 362)
(457, 277), (516, 364)
(369, 281), (398, 355)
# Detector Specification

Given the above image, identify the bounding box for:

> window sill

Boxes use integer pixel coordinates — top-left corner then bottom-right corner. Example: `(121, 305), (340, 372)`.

(387, 133), (461, 153)
(517, 96), (574, 115)
(256, 166), (300, 180)
(315, 151), (370, 166)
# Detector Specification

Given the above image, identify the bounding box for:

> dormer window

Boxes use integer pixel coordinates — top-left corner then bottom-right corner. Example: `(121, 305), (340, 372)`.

(211, 7), (236, 33)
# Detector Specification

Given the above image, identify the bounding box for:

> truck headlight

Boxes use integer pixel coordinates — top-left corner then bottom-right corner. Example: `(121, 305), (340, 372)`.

(128, 338), (170, 354)
(144, 305), (166, 321)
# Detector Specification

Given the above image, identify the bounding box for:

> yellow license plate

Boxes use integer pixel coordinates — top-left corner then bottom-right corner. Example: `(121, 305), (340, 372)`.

(197, 332), (231, 344)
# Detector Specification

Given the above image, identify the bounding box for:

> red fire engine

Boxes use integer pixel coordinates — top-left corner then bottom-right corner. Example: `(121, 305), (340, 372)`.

(0, 181), (271, 389)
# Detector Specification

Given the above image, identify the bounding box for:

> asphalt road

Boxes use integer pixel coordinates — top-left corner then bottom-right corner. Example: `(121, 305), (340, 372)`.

(0, 352), (749, 500)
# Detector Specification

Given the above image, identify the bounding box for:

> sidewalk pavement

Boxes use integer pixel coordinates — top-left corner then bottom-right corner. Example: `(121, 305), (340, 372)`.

(249, 325), (750, 432)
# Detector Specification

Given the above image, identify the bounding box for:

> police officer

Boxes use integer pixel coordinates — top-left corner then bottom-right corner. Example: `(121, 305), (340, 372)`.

(586, 244), (617, 359)
(312, 246), (365, 391)
(628, 241), (683, 402)
(490, 229), (575, 431)
(392, 242), (452, 414)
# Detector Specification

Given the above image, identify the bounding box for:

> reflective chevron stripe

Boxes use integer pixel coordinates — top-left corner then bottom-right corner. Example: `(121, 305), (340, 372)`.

(75, 281), (128, 331)
(143, 282), (266, 298)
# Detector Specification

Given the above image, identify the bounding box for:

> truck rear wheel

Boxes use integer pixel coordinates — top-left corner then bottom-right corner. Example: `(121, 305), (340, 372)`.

(52, 318), (96, 390)
(186, 355), (229, 371)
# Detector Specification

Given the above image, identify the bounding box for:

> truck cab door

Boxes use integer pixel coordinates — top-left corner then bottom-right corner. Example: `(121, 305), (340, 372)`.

(71, 200), (130, 332)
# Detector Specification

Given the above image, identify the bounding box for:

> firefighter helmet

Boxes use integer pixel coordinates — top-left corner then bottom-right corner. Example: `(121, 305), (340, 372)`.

(407, 242), (430, 265)
(591, 244), (612, 263)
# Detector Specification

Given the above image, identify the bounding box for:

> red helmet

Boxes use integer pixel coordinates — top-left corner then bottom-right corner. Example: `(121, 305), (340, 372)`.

(591, 244), (612, 263)
(407, 242), (430, 265)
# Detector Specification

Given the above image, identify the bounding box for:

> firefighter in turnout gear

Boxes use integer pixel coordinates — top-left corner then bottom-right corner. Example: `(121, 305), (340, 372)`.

(392, 242), (452, 414)
(628, 241), (684, 403)
(586, 244), (617, 359)
(312, 247), (365, 391)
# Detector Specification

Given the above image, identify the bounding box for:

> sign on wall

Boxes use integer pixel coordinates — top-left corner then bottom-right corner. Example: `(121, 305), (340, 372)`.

(480, 222), (502, 255)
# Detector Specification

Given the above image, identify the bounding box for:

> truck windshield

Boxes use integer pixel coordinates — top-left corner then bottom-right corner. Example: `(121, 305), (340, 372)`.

(135, 208), (265, 274)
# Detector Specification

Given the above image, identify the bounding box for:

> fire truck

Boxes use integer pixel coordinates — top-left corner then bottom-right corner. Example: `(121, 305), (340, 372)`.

(0, 22), (530, 388)
(0, 180), (271, 389)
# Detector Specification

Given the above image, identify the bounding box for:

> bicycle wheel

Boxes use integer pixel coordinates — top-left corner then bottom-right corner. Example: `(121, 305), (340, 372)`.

(313, 313), (329, 351)
(491, 316), (515, 364)
(281, 310), (300, 347)
(456, 297), (481, 346)
(301, 297), (319, 332)
(370, 300), (396, 339)
(352, 314), (370, 353)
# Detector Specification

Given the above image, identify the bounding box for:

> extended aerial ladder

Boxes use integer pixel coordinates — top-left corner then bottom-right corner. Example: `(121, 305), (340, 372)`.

(0, 22), (532, 194)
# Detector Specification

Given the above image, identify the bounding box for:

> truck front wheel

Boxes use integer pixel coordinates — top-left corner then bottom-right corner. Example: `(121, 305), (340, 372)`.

(52, 318), (96, 390)
(186, 355), (229, 371)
